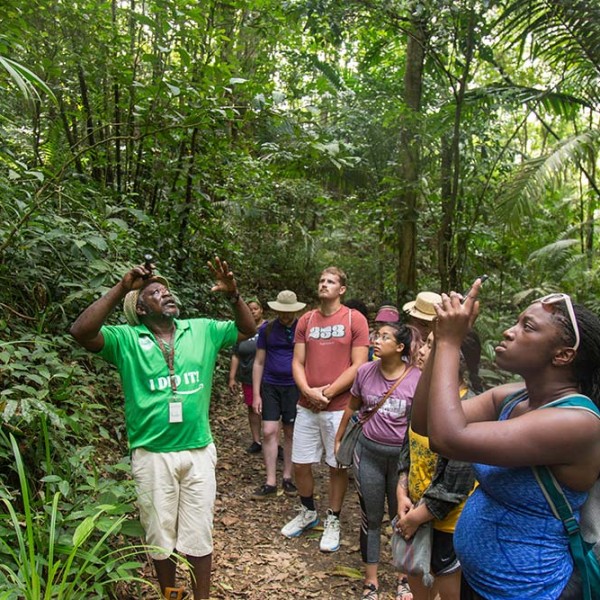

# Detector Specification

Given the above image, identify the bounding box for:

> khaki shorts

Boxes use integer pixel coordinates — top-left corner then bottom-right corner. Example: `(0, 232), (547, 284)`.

(291, 405), (344, 468)
(131, 445), (217, 560)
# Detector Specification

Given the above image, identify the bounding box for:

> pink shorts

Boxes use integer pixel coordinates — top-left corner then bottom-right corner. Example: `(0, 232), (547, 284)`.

(242, 383), (253, 407)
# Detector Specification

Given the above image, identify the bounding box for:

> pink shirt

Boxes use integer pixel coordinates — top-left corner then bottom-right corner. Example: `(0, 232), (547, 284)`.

(351, 361), (420, 446)
(295, 305), (370, 411)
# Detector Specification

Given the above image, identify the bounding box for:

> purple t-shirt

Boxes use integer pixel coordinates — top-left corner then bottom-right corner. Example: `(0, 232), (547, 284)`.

(350, 361), (420, 446)
(256, 319), (297, 386)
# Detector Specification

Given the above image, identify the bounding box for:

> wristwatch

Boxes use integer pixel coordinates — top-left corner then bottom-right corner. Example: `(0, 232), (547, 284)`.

(228, 291), (240, 304)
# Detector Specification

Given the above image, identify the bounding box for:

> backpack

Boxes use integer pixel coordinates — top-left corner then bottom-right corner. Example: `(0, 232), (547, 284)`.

(502, 391), (600, 600)
(537, 395), (600, 563)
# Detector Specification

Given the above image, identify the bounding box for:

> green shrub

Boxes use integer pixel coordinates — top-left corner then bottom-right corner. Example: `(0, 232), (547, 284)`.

(0, 434), (151, 600)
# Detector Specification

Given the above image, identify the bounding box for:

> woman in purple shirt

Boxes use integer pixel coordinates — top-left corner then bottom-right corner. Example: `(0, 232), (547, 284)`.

(336, 323), (421, 600)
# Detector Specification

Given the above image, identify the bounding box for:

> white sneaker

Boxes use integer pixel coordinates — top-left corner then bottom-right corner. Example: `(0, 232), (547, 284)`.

(319, 509), (340, 552)
(281, 505), (319, 538)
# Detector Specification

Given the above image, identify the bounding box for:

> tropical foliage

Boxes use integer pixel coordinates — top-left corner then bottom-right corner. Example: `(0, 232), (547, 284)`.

(1, 0), (599, 595)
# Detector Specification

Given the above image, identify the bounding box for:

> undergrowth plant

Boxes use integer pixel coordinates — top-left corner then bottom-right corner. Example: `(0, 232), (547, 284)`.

(0, 434), (153, 599)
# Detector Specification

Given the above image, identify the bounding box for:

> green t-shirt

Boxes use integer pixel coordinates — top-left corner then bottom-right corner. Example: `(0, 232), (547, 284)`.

(98, 318), (238, 452)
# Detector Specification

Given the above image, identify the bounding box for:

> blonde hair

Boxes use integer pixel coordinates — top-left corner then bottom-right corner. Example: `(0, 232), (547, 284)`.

(321, 266), (347, 287)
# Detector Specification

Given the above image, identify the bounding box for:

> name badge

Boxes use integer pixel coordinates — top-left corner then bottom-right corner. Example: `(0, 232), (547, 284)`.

(169, 401), (183, 423)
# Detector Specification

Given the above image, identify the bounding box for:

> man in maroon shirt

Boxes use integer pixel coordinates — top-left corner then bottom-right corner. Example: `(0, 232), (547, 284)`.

(281, 267), (370, 552)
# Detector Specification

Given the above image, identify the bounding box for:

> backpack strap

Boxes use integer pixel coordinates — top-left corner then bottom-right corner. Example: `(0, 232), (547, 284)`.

(534, 393), (600, 599)
(497, 390), (600, 421)
(532, 465), (600, 599)
(541, 395), (600, 419)
(532, 466), (579, 525)
(497, 388), (528, 419)
(306, 309), (317, 331)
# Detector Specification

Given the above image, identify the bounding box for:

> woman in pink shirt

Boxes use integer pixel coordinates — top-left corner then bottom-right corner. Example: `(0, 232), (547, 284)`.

(336, 323), (421, 600)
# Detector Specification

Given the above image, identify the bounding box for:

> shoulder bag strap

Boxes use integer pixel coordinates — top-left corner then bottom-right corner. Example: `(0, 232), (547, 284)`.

(361, 366), (413, 425)
(532, 465), (598, 600)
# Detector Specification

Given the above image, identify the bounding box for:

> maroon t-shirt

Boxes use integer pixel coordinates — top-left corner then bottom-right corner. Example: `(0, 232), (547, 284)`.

(294, 305), (370, 411)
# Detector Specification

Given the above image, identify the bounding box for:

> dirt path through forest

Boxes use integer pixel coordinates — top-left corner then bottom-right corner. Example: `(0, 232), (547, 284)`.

(120, 386), (403, 599)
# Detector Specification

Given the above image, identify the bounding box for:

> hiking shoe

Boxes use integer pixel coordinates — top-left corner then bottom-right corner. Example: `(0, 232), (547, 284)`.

(281, 506), (319, 538)
(319, 509), (341, 552)
(246, 441), (262, 454)
(277, 445), (284, 461)
(251, 484), (277, 500)
(282, 479), (297, 497)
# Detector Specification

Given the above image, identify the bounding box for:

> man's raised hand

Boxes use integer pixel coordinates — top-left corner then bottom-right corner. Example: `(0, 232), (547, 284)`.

(208, 256), (238, 295)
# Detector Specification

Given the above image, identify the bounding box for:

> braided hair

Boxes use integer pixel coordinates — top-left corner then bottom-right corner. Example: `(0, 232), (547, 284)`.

(551, 302), (600, 408)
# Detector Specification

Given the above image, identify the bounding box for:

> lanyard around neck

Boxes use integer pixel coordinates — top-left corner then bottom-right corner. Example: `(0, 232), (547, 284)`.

(156, 335), (177, 394)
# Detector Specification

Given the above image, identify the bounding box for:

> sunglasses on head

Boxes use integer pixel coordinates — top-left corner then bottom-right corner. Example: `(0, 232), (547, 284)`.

(537, 293), (580, 351)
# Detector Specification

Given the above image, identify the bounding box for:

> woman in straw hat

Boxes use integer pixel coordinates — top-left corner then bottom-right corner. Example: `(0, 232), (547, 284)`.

(403, 292), (442, 341)
(252, 290), (306, 499)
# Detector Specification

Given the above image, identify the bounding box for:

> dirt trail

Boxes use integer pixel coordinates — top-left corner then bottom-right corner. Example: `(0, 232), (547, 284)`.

(210, 390), (402, 599)
(120, 387), (403, 599)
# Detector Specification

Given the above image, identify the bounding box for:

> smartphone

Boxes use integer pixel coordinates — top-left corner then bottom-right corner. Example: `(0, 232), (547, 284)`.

(462, 274), (488, 302)
(143, 254), (154, 279)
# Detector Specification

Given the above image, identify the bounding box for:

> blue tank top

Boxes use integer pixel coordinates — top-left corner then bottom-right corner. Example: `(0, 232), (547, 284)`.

(454, 394), (589, 599)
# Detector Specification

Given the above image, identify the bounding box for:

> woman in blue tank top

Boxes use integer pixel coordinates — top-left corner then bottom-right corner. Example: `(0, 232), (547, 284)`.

(410, 281), (600, 599)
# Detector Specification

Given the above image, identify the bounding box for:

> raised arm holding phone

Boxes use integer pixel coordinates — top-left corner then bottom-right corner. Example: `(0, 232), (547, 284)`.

(414, 278), (600, 599)
(70, 255), (255, 600)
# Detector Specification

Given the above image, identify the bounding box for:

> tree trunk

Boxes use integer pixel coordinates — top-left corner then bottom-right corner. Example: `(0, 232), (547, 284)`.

(437, 8), (476, 292)
(439, 135), (453, 291)
(175, 127), (199, 272)
(77, 64), (102, 182)
(112, 0), (122, 193)
(395, 12), (426, 305)
(58, 95), (83, 174)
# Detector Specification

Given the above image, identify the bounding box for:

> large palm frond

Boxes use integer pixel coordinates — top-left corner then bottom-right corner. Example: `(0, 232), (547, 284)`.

(0, 55), (55, 102)
(499, 0), (600, 100)
(496, 128), (599, 224)
(464, 83), (591, 117)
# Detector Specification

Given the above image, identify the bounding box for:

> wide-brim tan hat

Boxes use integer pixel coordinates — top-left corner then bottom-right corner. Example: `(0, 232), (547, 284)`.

(267, 290), (306, 312)
(403, 291), (442, 322)
(123, 275), (170, 325)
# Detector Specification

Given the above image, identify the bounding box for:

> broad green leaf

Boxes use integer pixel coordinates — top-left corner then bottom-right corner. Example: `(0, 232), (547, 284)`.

(73, 516), (96, 547)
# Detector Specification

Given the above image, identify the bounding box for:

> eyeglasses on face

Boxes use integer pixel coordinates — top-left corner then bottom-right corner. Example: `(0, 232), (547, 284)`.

(537, 293), (580, 351)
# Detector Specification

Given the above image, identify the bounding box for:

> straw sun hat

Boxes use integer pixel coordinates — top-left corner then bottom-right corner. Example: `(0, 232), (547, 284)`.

(402, 291), (442, 322)
(123, 276), (170, 326)
(267, 290), (306, 312)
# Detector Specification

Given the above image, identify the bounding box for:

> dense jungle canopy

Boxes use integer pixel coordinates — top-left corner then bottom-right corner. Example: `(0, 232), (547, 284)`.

(0, 0), (599, 597)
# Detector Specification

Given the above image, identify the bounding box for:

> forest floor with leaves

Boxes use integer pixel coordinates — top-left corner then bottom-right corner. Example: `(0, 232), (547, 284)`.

(117, 383), (404, 600)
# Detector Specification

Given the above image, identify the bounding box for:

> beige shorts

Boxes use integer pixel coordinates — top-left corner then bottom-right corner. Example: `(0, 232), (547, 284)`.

(291, 405), (344, 468)
(131, 445), (217, 560)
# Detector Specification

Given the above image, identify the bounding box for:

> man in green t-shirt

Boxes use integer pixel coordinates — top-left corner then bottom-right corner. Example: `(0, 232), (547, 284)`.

(70, 257), (255, 600)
